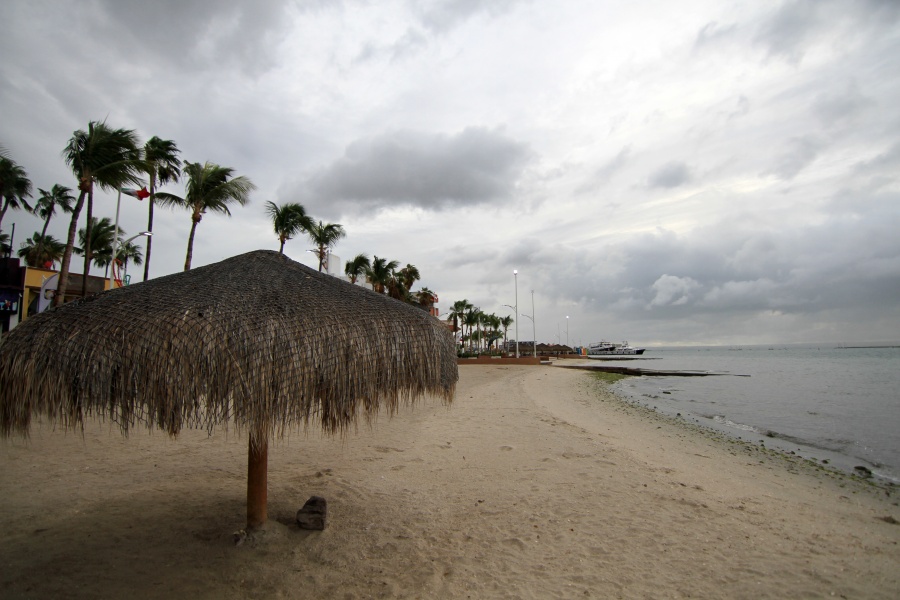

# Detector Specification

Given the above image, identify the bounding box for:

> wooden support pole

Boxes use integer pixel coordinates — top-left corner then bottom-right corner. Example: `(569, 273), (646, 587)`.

(246, 434), (268, 529)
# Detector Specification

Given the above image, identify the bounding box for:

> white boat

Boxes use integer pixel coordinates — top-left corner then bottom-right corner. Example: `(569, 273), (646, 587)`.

(587, 340), (646, 356)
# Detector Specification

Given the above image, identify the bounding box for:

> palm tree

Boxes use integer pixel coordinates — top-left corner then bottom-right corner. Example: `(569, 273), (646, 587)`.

(116, 239), (144, 282)
(75, 217), (118, 279)
(142, 136), (181, 281)
(0, 231), (9, 257)
(154, 161), (255, 271)
(366, 255), (399, 293)
(448, 299), (472, 344)
(32, 184), (75, 267)
(95, 236), (143, 281)
(265, 201), (312, 253)
(416, 287), (437, 312)
(0, 155), (33, 233)
(17, 233), (66, 268)
(500, 315), (514, 353)
(59, 120), (144, 304)
(483, 313), (502, 352)
(464, 307), (482, 353)
(386, 271), (409, 301)
(398, 264), (420, 292)
(306, 221), (346, 272)
(344, 253), (371, 284)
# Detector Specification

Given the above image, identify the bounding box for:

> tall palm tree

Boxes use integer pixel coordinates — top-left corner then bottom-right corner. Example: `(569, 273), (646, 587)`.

(398, 263), (420, 292)
(306, 220), (346, 272)
(0, 155), (33, 233)
(17, 233), (66, 268)
(142, 136), (181, 281)
(265, 201), (312, 253)
(344, 253), (371, 284)
(154, 161), (255, 271)
(59, 120), (144, 304)
(32, 184), (75, 267)
(366, 255), (399, 293)
(75, 217), (118, 280)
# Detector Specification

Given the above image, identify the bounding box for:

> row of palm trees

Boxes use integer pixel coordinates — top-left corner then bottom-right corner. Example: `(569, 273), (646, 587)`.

(4, 187), (145, 287)
(17, 216), (143, 274)
(262, 199), (438, 311)
(3, 130), (440, 314)
(264, 200), (349, 274)
(342, 254), (434, 307)
(446, 299), (514, 354)
(1, 123), (257, 305)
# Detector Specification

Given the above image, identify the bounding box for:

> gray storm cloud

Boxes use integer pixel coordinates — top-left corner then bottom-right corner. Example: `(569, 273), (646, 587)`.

(301, 127), (532, 217)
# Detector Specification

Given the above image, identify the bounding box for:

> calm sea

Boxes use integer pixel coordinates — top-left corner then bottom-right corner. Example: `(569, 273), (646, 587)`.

(604, 344), (900, 484)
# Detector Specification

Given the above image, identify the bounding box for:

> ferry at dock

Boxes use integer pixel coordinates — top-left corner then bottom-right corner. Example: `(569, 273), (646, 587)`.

(587, 341), (646, 356)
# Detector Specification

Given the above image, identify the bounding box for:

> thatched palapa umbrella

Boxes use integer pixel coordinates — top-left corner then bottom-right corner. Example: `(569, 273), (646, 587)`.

(0, 250), (458, 528)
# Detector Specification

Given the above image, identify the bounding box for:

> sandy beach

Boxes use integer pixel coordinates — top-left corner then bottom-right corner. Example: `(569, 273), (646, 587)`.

(1, 363), (898, 599)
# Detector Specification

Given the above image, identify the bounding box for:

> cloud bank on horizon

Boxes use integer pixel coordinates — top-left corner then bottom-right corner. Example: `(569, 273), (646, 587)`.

(1, 0), (898, 345)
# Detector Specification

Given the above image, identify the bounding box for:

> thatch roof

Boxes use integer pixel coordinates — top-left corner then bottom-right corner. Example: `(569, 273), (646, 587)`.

(0, 250), (458, 440)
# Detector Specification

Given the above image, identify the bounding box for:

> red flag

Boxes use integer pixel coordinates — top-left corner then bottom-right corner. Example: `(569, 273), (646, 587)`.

(122, 187), (151, 200)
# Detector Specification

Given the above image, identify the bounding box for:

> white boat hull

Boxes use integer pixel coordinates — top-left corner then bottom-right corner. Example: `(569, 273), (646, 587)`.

(587, 341), (645, 356)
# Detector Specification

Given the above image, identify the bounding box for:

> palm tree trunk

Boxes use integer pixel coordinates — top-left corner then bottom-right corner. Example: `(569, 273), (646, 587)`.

(81, 189), (94, 297)
(184, 216), (199, 271)
(55, 191), (86, 306)
(143, 174), (156, 282)
(143, 199), (154, 281)
(34, 216), (52, 268)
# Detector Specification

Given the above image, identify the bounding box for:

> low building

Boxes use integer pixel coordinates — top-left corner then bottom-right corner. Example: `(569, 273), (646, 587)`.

(0, 258), (109, 333)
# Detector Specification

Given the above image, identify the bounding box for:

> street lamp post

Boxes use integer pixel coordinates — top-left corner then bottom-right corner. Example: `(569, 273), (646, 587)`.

(531, 290), (536, 357)
(513, 269), (519, 358)
(109, 231), (152, 290)
(520, 313), (535, 357)
(566, 315), (569, 349)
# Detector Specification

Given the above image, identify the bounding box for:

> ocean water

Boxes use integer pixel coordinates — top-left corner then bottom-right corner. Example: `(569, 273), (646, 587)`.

(603, 344), (900, 484)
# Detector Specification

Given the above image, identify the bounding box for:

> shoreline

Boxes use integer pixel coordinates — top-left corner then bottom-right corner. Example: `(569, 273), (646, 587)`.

(581, 366), (897, 495)
(2, 364), (898, 598)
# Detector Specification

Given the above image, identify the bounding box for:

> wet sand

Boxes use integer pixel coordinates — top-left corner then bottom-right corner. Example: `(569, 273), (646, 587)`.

(1, 364), (898, 599)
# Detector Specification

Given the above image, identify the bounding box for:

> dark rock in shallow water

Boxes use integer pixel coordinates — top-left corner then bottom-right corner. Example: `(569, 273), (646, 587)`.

(854, 465), (873, 478)
(297, 496), (327, 530)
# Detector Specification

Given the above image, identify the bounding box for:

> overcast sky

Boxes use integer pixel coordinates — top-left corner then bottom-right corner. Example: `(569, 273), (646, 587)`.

(2, 0), (899, 346)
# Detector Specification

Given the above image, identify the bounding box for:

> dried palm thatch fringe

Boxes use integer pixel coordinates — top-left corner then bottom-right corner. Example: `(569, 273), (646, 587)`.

(0, 250), (458, 442)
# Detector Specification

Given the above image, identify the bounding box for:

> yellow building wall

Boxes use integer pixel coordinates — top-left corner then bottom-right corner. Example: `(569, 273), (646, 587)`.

(21, 267), (56, 322)
(19, 267), (112, 323)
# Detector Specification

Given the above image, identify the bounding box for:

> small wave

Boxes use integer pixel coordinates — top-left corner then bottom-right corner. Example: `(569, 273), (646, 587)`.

(710, 415), (760, 433)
